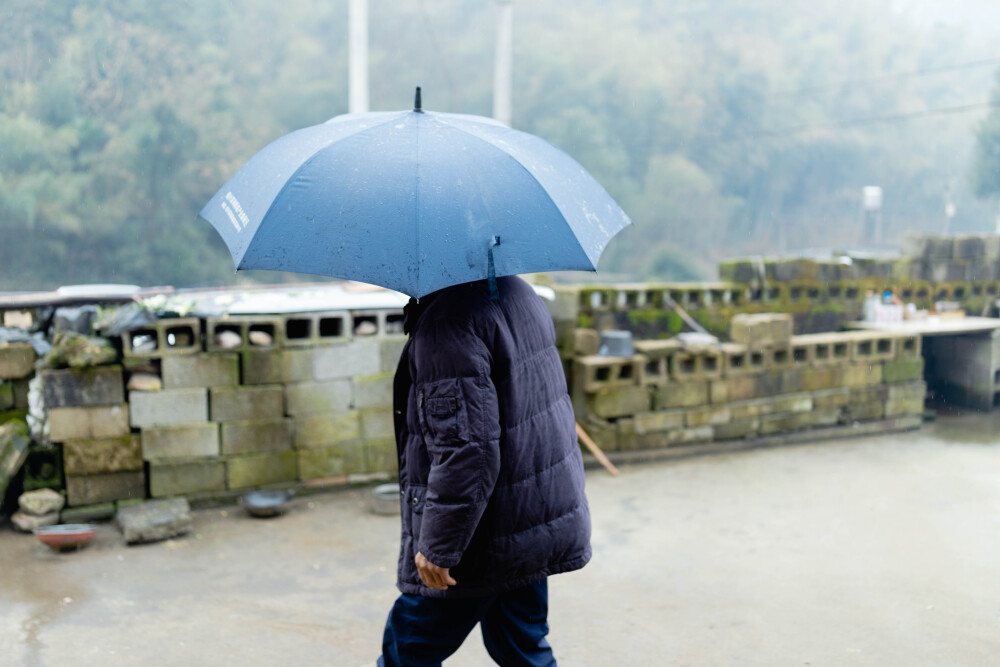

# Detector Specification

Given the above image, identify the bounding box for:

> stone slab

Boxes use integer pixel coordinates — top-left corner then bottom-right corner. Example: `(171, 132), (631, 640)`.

(66, 471), (145, 507)
(60, 502), (115, 523)
(63, 435), (143, 475)
(221, 419), (293, 455)
(209, 386), (284, 422)
(162, 353), (239, 389)
(149, 459), (227, 497)
(49, 405), (130, 441)
(129, 388), (208, 428)
(41, 366), (124, 408)
(142, 424), (219, 460)
(116, 498), (192, 545)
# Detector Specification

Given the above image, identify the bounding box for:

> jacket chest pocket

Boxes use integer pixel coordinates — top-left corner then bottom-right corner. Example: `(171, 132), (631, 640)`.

(416, 378), (472, 449)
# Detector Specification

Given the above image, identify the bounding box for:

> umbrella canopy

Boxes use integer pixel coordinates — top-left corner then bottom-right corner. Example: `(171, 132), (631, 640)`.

(200, 92), (631, 298)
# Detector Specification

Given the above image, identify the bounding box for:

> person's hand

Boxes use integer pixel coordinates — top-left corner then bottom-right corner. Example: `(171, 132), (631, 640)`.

(415, 552), (457, 590)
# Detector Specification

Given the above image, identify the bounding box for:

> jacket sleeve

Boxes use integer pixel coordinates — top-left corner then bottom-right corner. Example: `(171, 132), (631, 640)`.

(411, 317), (502, 569)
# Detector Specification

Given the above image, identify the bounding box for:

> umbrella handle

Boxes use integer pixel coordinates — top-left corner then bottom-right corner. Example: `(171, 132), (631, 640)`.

(488, 236), (501, 300)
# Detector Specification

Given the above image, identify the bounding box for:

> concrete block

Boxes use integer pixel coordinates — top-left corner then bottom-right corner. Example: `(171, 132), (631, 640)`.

(313, 340), (381, 380)
(116, 498), (192, 544)
(772, 394), (814, 414)
(753, 371), (783, 398)
(162, 353), (239, 389)
(654, 381), (709, 410)
(65, 471), (145, 507)
(633, 410), (686, 434)
(210, 386), (283, 422)
(241, 350), (285, 385)
(769, 346), (792, 371)
(895, 335), (922, 360)
(639, 355), (669, 387)
(360, 407), (395, 441)
(226, 450), (297, 489)
(665, 426), (713, 446)
(586, 385), (651, 419)
(41, 366), (124, 407)
(0, 343), (36, 379)
(60, 502), (116, 523)
(799, 366), (842, 392)
(780, 368), (803, 394)
(141, 424), (219, 460)
(843, 363), (883, 387)
(574, 329), (601, 357)
(380, 337), (408, 373)
(63, 435), (142, 475)
(221, 419), (293, 455)
(721, 343), (751, 377)
(730, 313), (793, 349)
(48, 405), (130, 441)
(685, 405), (732, 428)
(0, 383), (12, 410)
(812, 388), (851, 409)
(712, 419), (760, 440)
(847, 333), (895, 362)
(283, 349), (316, 382)
(284, 380), (352, 416)
(12, 379), (29, 410)
(846, 387), (887, 421)
(883, 358), (924, 384)
(294, 412), (361, 449)
(353, 373), (394, 408)
(297, 443), (367, 480)
(364, 438), (398, 473)
(129, 388), (208, 427)
(577, 418), (618, 453)
(206, 315), (283, 352)
(574, 355), (643, 393)
(121, 317), (201, 358)
(149, 459), (227, 497)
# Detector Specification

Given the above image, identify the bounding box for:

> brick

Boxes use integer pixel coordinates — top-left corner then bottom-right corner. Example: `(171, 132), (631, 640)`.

(284, 380), (352, 416)
(883, 358), (924, 384)
(313, 340), (381, 380)
(654, 380), (709, 410)
(226, 451), (297, 489)
(586, 385), (651, 419)
(141, 424), (219, 460)
(162, 353), (239, 389)
(297, 442), (367, 480)
(63, 435), (142, 475)
(41, 366), (124, 407)
(49, 405), (130, 441)
(65, 471), (145, 506)
(360, 407), (395, 440)
(129, 388), (208, 427)
(210, 386), (283, 422)
(380, 337), (408, 374)
(149, 459), (226, 497)
(364, 438), (398, 473)
(221, 419), (293, 455)
(633, 410), (686, 434)
(0, 343), (36, 379)
(294, 412), (361, 449)
(353, 373), (394, 409)
(685, 405), (732, 428)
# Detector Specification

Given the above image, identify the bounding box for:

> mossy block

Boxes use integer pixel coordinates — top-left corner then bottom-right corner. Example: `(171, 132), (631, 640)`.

(718, 260), (756, 283)
(353, 373), (394, 409)
(586, 385), (651, 419)
(712, 419), (760, 441)
(812, 388), (851, 409)
(753, 371), (783, 398)
(294, 412), (361, 449)
(149, 459), (227, 497)
(653, 380), (708, 410)
(226, 451), (297, 489)
(364, 438), (398, 474)
(360, 407), (395, 441)
(633, 410), (686, 434)
(883, 358), (924, 384)
(578, 418), (618, 453)
(0, 383), (13, 410)
(61, 502), (116, 523)
(0, 343), (37, 379)
(685, 405), (732, 428)
(843, 363), (883, 387)
(297, 442), (367, 480)
(800, 366), (842, 392)
(63, 435), (143, 475)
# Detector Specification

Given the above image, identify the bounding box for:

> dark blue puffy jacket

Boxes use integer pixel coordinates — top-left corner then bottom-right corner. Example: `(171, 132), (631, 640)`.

(393, 276), (591, 598)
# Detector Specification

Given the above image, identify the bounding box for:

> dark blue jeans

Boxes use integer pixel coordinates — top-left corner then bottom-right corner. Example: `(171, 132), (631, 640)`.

(378, 579), (555, 667)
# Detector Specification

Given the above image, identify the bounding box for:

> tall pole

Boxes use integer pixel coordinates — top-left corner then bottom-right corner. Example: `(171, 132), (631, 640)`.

(493, 0), (513, 126)
(349, 0), (370, 113)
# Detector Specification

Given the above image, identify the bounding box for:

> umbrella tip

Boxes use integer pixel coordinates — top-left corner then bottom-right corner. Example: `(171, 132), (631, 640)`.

(414, 87), (422, 112)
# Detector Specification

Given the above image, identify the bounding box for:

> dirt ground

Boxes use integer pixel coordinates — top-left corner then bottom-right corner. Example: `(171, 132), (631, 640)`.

(3, 410), (1000, 666)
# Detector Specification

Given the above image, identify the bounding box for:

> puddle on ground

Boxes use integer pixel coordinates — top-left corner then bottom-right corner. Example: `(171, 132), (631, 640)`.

(924, 403), (1000, 445)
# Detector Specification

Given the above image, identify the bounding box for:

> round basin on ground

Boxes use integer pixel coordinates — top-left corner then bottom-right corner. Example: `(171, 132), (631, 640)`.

(371, 484), (401, 515)
(240, 490), (293, 518)
(34, 524), (97, 550)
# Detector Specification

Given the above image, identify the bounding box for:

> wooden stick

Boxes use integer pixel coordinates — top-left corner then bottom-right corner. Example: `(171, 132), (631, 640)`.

(576, 422), (620, 476)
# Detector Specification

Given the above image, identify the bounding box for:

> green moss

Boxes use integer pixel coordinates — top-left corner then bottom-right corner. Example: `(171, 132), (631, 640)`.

(577, 313), (594, 329)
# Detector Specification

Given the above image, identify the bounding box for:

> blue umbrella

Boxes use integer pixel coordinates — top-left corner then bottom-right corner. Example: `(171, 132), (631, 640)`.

(200, 89), (631, 298)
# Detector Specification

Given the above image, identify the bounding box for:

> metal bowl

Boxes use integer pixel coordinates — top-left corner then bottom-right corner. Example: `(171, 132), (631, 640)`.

(34, 524), (97, 550)
(240, 490), (293, 518)
(371, 483), (401, 515)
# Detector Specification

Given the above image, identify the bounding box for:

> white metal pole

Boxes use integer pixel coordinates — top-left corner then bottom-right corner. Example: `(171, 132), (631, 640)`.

(493, 0), (513, 126)
(349, 0), (370, 113)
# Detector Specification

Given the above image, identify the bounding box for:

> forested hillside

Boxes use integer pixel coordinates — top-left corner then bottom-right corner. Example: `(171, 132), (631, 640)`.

(1, 0), (998, 290)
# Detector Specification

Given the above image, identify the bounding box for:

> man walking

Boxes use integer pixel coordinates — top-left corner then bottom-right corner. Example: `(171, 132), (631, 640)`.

(379, 275), (592, 667)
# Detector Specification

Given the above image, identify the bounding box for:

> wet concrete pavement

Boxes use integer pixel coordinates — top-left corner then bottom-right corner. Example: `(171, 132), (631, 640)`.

(3, 410), (1000, 666)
